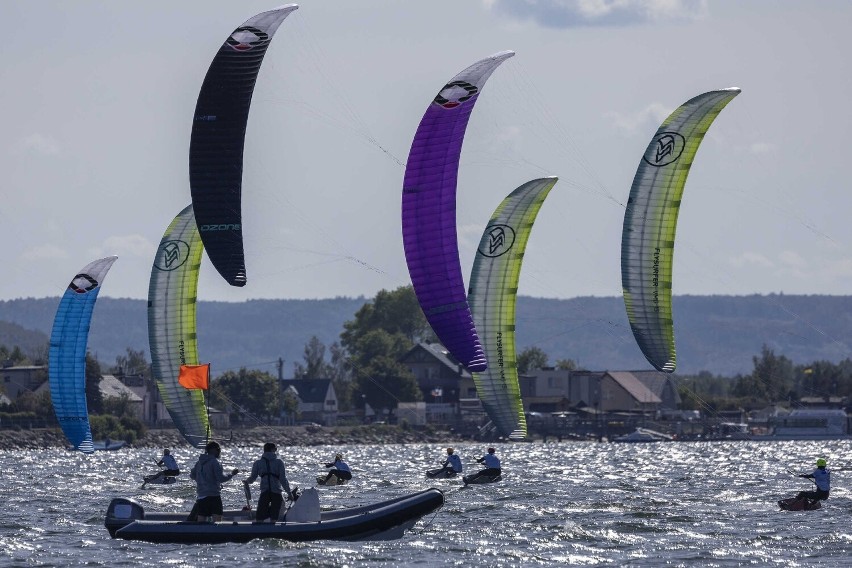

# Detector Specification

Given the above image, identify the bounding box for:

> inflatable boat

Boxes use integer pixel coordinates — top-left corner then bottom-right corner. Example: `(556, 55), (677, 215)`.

(104, 487), (443, 544)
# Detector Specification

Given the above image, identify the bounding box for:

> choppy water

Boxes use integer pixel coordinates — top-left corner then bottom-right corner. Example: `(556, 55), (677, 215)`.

(1, 440), (851, 567)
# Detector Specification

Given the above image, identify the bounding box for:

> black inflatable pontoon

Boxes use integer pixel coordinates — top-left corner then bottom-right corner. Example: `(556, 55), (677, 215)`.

(104, 488), (443, 544)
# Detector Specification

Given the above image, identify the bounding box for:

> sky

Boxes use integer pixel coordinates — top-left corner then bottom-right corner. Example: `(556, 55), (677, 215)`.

(2, 0), (851, 303)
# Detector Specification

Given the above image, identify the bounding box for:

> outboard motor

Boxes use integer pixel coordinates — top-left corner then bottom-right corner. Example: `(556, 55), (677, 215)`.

(104, 498), (145, 538)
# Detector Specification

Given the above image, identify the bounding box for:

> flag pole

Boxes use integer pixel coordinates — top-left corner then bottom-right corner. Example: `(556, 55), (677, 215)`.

(205, 364), (211, 446)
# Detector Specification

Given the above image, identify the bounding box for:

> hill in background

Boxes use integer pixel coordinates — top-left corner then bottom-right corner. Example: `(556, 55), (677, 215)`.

(1, 294), (850, 376)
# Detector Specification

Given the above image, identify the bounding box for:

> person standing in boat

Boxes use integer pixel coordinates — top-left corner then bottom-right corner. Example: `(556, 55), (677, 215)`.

(796, 457), (830, 506)
(322, 453), (352, 484)
(464, 447), (501, 484)
(189, 441), (240, 522)
(142, 448), (181, 487)
(439, 447), (463, 476)
(244, 442), (293, 523)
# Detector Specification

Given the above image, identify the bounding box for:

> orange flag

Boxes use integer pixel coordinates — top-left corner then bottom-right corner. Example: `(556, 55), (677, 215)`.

(179, 364), (210, 390)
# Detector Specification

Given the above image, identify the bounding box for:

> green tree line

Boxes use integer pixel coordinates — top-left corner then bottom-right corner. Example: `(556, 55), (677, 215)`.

(4, 286), (852, 434)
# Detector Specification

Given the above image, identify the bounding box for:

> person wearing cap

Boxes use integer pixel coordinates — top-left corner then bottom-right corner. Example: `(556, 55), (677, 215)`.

(244, 442), (293, 523)
(463, 447), (501, 484)
(189, 441), (240, 522)
(142, 448), (181, 487)
(322, 453), (352, 484)
(439, 447), (463, 476)
(796, 457), (830, 506)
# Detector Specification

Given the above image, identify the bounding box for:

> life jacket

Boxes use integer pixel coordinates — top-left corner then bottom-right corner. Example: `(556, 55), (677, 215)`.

(253, 451), (287, 493)
(447, 454), (463, 472)
(482, 454), (500, 469)
(813, 467), (830, 492)
(161, 454), (179, 471)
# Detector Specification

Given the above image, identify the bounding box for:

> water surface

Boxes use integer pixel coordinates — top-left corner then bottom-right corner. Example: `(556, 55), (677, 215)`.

(1, 440), (850, 567)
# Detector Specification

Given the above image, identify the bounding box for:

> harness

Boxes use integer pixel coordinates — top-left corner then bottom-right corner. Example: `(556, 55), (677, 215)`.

(261, 457), (280, 478)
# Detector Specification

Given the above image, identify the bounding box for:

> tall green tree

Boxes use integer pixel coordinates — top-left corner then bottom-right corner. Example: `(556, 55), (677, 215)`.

(294, 336), (328, 379)
(341, 286), (434, 350)
(85, 353), (103, 414)
(731, 345), (794, 403)
(517, 346), (549, 374)
(211, 368), (279, 423)
(340, 286), (427, 409)
(0, 345), (30, 365)
(352, 355), (422, 412)
(328, 341), (353, 411)
(796, 360), (848, 400)
(112, 348), (151, 379)
(292, 336), (355, 410)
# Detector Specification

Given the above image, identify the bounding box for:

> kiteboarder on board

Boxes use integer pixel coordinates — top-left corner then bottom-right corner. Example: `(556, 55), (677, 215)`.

(142, 448), (180, 488)
(463, 447), (501, 484)
(440, 448), (463, 476)
(795, 458), (830, 508)
(321, 453), (352, 485)
(243, 442), (293, 523)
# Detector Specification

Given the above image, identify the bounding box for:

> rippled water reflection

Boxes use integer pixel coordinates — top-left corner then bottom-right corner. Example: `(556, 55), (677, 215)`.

(1, 440), (851, 566)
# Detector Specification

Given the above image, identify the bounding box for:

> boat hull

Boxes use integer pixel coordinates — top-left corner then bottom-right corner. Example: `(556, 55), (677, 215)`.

(105, 488), (443, 544)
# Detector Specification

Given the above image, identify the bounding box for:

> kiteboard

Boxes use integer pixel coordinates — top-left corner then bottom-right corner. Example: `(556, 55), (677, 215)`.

(426, 468), (458, 479)
(778, 497), (822, 511)
(316, 474), (349, 486)
(462, 473), (502, 485)
(141, 473), (179, 488)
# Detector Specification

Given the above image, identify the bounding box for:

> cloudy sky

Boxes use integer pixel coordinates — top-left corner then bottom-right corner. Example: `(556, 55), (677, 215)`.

(2, 0), (850, 303)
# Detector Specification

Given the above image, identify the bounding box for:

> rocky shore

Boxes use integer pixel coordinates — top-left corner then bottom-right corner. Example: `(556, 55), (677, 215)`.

(0, 424), (468, 451)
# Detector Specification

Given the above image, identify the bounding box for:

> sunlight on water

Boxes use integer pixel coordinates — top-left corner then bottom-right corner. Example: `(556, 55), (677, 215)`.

(0, 440), (851, 566)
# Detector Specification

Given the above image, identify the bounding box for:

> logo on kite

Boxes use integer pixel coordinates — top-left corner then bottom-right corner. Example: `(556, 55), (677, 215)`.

(68, 273), (99, 294)
(226, 26), (269, 51)
(154, 240), (191, 272)
(478, 224), (516, 258)
(434, 81), (479, 109)
(643, 132), (685, 167)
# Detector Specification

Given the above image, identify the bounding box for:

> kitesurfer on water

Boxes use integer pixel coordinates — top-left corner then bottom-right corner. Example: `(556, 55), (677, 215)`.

(322, 453), (352, 484)
(440, 448), (463, 476)
(189, 441), (240, 522)
(796, 458), (830, 507)
(244, 442), (293, 523)
(464, 447), (501, 484)
(142, 448), (180, 487)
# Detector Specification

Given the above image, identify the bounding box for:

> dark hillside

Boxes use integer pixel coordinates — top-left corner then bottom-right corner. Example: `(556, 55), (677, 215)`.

(1, 294), (851, 376)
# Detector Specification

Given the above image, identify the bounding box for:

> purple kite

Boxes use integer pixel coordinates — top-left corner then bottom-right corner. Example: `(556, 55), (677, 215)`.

(401, 50), (514, 372)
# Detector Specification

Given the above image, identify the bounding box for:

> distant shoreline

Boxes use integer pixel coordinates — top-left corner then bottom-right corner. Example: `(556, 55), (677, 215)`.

(0, 425), (468, 451)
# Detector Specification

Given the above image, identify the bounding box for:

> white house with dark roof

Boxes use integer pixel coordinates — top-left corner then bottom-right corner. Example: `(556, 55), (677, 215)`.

(1, 364), (47, 403)
(283, 379), (338, 426)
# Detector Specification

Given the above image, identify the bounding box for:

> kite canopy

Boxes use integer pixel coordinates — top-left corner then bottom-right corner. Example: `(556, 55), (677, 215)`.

(49, 256), (117, 453)
(148, 205), (211, 448)
(402, 50), (515, 373)
(621, 88), (741, 373)
(190, 5), (298, 287)
(469, 177), (557, 439)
